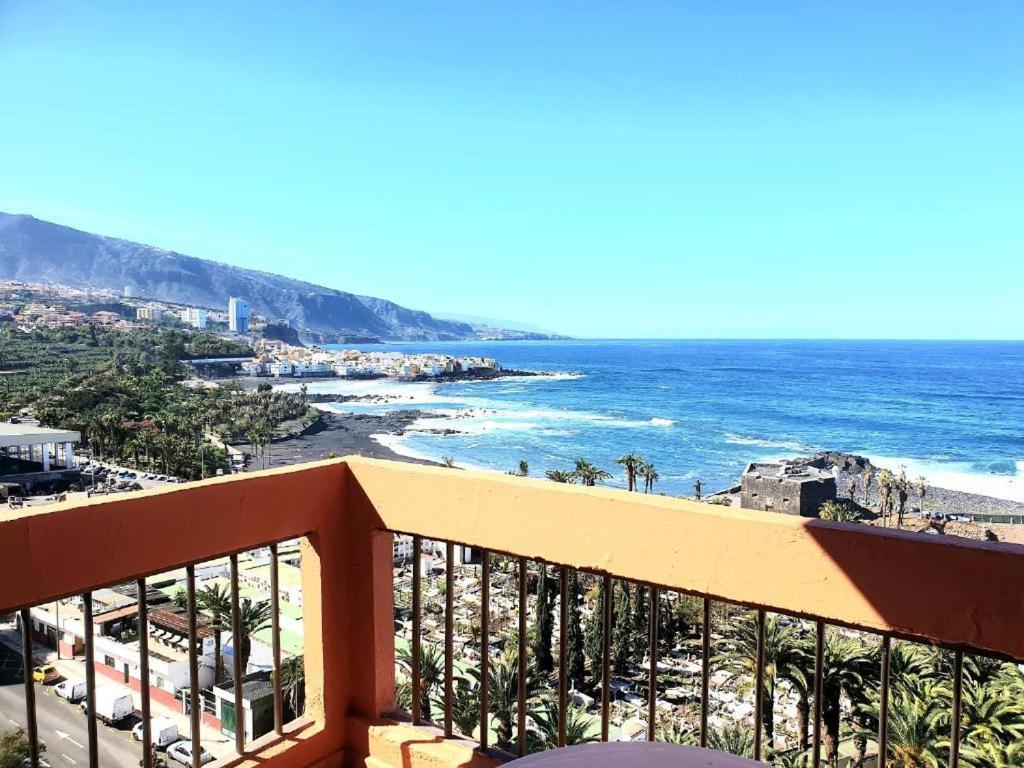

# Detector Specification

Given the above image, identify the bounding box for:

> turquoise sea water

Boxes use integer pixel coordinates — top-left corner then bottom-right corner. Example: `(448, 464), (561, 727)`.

(294, 340), (1024, 499)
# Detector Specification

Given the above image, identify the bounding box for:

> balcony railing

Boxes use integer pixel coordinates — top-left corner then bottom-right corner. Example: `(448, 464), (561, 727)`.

(2, 456), (1023, 768)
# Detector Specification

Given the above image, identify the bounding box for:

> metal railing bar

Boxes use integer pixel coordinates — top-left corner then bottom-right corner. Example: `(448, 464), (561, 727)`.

(558, 566), (568, 748)
(479, 549), (490, 752)
(20, 608), (40, 768)
(878, 635), (890, 768)
(517, 556), (527, 757)
(601, 575), (612, 743)
(700, 597), (711, 748)
(444, 542), (455, 739)
(411, 535), (423, 726)
(83, 592), (98, 768)
(137, 579), (153, 768)
(647, 586), (659, 741)
(950, 650), (964, 768)
(186, 567), (200, 768)
(812, 621), (825, 768)
(754, 608), (766, 761)
(230, 553), (244, 754)
(270, 543), (284, 735)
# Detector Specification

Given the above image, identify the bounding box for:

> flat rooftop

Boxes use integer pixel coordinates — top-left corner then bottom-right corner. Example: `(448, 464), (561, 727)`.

(0, 422), (81, 449)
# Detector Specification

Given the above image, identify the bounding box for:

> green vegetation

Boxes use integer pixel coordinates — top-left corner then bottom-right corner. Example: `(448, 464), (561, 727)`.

(1, 323), (311, 480)
(0, 728), (44, 768)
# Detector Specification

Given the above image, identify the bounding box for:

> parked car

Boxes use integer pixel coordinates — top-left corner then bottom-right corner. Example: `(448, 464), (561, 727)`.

(132, 717), (179, 749)
(166, 742), (214, 765)
(55, 677), (88, 702)
(32, 664), (61, 684)
(80, 685), (134, 724)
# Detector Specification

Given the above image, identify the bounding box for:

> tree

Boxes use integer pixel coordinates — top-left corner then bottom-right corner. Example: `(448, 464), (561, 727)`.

(878, 469), (895, 526)
(441, 456), (456, 468)
(0, 728), (45, 768)
(864, 682), (945, 768)
(397, 642), (444, 722)
(917, 476), (928, 516)
(584, 581), (606, 683)
(532, 564), (555, 675)
(862, 468), (874, 505)
(632, 584), (649, 654)
(819, 500), (861, 523)
(573, 458), (611, 487)
(464, 656), (544, 752)
(821, 634), (876, 763)
(545, 470), (575, 483)
(896, 468), (910, 528)
(611, 582), (632, 675)
(275, 655), (305, 719)
(708, 723), (755, 757)
(719, 613), (812, 748)
(640, 462), (660, 493)
(197, 583), (231, 682)
(566, 571), (585, 690)
(236, 598), (273, 676)
(615, 453), (645, 492)
(450, 676), (480, 739)
(532, 702), (598, 749)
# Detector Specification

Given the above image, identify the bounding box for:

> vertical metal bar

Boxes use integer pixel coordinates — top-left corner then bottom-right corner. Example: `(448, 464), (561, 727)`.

(19, 609), (39, 768)
(137, 579), (153, 768)
(479, 550), (490, 751)
(601, 575), (612, 742)
(186, 567), (200, 768)
(812, 622), (825, 768)
(270, 543), (283, 735)
(444, 542), (455, 739)
(878, 636), (891, 768)
(83, 592), (99, 768)
(754, 608), (766, 761)
(700, 597), (711, 748)
(411, 535), (423, 725)
(647, 586), (659, 741)
(517, 557), (527, 756)
(231, 553), (244, 754)
(950, 650), (964, 768)
(558, 567), (569, 748)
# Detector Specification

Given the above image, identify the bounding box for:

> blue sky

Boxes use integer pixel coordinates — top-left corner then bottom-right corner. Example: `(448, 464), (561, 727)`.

(1, 2), (1022, 339)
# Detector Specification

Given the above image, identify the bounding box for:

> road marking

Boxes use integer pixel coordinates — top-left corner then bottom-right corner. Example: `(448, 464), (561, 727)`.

(55, 730), (86, 749)
(61, 754), (78, 764)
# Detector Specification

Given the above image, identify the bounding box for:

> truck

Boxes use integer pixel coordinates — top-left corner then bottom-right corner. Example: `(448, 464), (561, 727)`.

(55, 677), (88, 703)
(79, 685), (134, 724)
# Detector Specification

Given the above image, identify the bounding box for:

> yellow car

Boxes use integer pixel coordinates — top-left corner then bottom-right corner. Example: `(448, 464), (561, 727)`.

(32, 664), (61, 684)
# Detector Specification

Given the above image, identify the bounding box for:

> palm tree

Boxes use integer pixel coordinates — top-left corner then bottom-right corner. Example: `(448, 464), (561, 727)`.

(819, 500), (861, 523)
(719, 613), (812, 747)
(708, 723), (756, 757)
(864, 682), (946, 768)
(197, 583), (231, 683)
(878, 469), (895, 526)
(821, 634), (877, 764)
(861, 469), (874, 506)
(640, 462), (660, 493)
(464, 656), (544, 752)
(235, 599), (273, 677)
(397, 642), (445, 722)
(532, 701), (598, 749)
(275, 655), (305, 718)
(896, 468), (910, 527)
(615, 453), (645, 492)
(916, 476), (928, 516)
(573, 458), (611, 487)
(450, 676), (480, 738)
(545, 469), (575, 483)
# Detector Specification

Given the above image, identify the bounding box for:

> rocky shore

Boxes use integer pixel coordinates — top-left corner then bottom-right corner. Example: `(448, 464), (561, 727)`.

(233, 410), (438, 468)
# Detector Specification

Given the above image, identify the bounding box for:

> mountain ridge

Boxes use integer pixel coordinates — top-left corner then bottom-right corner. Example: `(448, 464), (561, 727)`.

(0, 212), (553, 340)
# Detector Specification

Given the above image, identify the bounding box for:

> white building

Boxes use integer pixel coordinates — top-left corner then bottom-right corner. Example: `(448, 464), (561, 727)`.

(228, 297), (250, 334)
(269, 361), (293, 377)
(181, 307), (208, 329)
(1, 423), (79, 476)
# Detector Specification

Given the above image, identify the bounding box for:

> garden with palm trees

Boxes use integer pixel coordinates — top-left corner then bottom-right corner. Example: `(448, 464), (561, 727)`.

(393, 541), (1024, 766)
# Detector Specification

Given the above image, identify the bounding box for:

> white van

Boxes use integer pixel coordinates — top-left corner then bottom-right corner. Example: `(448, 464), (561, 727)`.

(132, 717), (179, 749)
(80, 685), (134, 724)
(55, 677), (87, 703)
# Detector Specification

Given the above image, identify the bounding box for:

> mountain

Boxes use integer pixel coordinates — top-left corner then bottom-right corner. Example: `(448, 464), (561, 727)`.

(0, 213), (549, 340)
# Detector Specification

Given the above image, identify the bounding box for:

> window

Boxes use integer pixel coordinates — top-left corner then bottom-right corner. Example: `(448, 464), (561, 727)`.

(104, 655), (116, 667)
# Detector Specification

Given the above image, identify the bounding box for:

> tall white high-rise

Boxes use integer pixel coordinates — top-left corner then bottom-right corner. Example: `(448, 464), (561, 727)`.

(228, 297), (250, 334)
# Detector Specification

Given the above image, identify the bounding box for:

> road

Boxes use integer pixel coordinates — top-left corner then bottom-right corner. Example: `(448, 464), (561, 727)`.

(0, 644), (141, 767)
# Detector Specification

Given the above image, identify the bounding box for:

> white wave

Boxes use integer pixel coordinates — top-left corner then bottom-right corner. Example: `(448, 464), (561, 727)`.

(650, 417), (675, 426)
(449, 371), (584, 384)
(370, 433), (493, 472)
(868, 455), (1024, 503)
(724, 433), (813, 452)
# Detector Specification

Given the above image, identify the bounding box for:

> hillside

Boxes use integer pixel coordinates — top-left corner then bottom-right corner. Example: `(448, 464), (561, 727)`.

(0, 212), (540, 340)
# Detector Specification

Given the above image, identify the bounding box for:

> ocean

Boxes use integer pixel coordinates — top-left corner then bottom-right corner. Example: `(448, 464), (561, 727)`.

(284, 340), (1024, 501)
